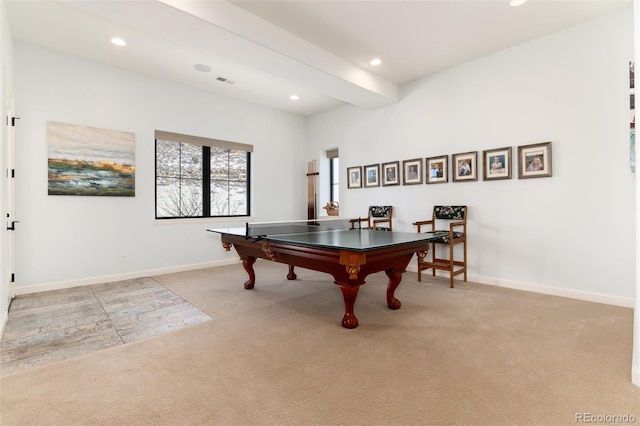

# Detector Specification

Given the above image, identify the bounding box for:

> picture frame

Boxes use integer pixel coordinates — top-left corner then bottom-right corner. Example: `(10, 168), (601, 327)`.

(630, 61), (635, 172)
(47, 121), (136, 196)
(452, 151), (478, 182)
(425, 155), (448, 184)
(347, 166), (362, 188)
(483, 147), (512, 181)
(364, 164), (380, 187)
(518, 141), (552, 179)
(382, 161), (400, 186)
(402, 158), (423, 185)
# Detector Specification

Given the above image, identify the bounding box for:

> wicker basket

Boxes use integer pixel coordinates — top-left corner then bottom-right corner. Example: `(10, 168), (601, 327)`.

(323, 202), (339, 216)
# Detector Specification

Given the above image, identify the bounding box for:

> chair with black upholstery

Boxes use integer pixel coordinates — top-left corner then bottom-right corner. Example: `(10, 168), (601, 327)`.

(413, 205), (467, 288)
(349, 206), (393, 231)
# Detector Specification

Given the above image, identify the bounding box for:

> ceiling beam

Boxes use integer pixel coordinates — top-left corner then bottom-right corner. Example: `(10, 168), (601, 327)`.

(67, 0), (399, 110)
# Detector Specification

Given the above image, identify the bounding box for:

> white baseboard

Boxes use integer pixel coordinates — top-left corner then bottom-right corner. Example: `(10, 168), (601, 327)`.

(406, 265), (635, 308)
(17, 261), (636, 309)
(469, 273), (635, 308)
(14, 259), (240, 296)
(0, 309), (6, 340)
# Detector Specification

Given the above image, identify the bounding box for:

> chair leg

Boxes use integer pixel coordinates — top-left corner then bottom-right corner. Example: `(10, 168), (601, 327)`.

(449, 242), (454, 288)
(463, 240), (467, 282)
(431, 243), (436, 277)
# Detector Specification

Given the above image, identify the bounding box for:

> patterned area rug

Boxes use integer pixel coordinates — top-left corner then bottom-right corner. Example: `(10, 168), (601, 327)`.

(0, 277), (211, 376)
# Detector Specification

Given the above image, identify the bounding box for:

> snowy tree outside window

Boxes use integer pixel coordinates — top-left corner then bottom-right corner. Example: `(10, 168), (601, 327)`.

(155, 131), (251, 219)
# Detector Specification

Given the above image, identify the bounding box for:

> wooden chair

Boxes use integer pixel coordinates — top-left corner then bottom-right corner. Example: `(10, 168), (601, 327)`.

(413, 205), (467, 288)
(350, 206), (393, 231)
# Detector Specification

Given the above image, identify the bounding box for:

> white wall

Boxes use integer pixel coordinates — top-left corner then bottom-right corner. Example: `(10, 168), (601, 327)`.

(308, 8), (636, 305)
(12, 43), (308, 291)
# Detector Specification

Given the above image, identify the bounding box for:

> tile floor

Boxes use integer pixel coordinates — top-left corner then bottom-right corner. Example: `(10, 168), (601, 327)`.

(0, 277), (211, 377)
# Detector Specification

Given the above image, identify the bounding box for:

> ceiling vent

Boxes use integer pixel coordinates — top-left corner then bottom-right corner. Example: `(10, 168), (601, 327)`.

(216, 76), (237, 85)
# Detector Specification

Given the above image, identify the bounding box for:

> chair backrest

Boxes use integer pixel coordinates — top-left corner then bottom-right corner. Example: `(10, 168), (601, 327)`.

(433, 205), (466, 221)
(369, 206), (393, 218)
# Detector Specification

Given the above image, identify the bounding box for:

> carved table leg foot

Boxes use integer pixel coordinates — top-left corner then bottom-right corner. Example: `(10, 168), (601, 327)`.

(385, 269), (403, 310)
(339, 285), (360, 329)
(242, 257), (257, 289)
(287, 265), (297, 280)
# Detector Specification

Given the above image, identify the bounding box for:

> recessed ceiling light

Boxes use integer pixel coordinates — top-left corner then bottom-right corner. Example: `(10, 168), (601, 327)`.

(110, 37), (126, 46)
(370, 58), (382, 66)
(194, 64), (211, 72)
(509, 0), (527, 6)
(290, 94), (299, 101)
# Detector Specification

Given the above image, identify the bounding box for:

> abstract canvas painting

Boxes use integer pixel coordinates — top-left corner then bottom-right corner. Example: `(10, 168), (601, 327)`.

(48, 121), (135, 196)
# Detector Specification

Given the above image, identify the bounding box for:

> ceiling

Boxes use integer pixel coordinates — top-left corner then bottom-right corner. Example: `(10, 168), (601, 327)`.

(6, 0), (633, 116)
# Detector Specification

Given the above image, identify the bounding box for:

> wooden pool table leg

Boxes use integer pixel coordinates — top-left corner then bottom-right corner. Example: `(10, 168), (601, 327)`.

(287, 265), (297, 280)
(242, 256), (257, 289)
(338, 285), (360, 329)
(385, 269), (403, 310)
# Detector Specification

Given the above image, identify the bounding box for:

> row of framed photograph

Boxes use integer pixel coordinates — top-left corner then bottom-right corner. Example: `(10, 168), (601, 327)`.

(348, 141), (552, 188)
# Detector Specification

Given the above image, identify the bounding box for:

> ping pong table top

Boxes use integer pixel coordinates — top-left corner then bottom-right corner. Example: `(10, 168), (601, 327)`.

(208, 220), (443, 251)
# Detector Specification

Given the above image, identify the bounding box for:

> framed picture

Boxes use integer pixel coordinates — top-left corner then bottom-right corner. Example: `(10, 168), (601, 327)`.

(630, 61), (635, 172)
(483, 147), (512, 181)
(382, 161), (400, 186)
(364, 164), (380, 187)
(425, 155), (448, 184)
(402, 158), (423, 185)
(347, 166), (362, 188)
(518, 141), (552, 179)
(48, 121), (136, 196)
(452, 151), (478, 182)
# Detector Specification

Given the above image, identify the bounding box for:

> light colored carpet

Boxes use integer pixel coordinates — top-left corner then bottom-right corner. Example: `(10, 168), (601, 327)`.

(1, 261), (638, 425)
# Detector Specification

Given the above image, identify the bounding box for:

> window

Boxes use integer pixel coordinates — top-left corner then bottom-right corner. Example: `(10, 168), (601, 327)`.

(328, 149), (339, 203)
(155, 130), (251, 219)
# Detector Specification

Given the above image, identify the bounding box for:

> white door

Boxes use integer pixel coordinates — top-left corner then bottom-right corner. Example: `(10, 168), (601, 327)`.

(3, 81), (16, 311)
